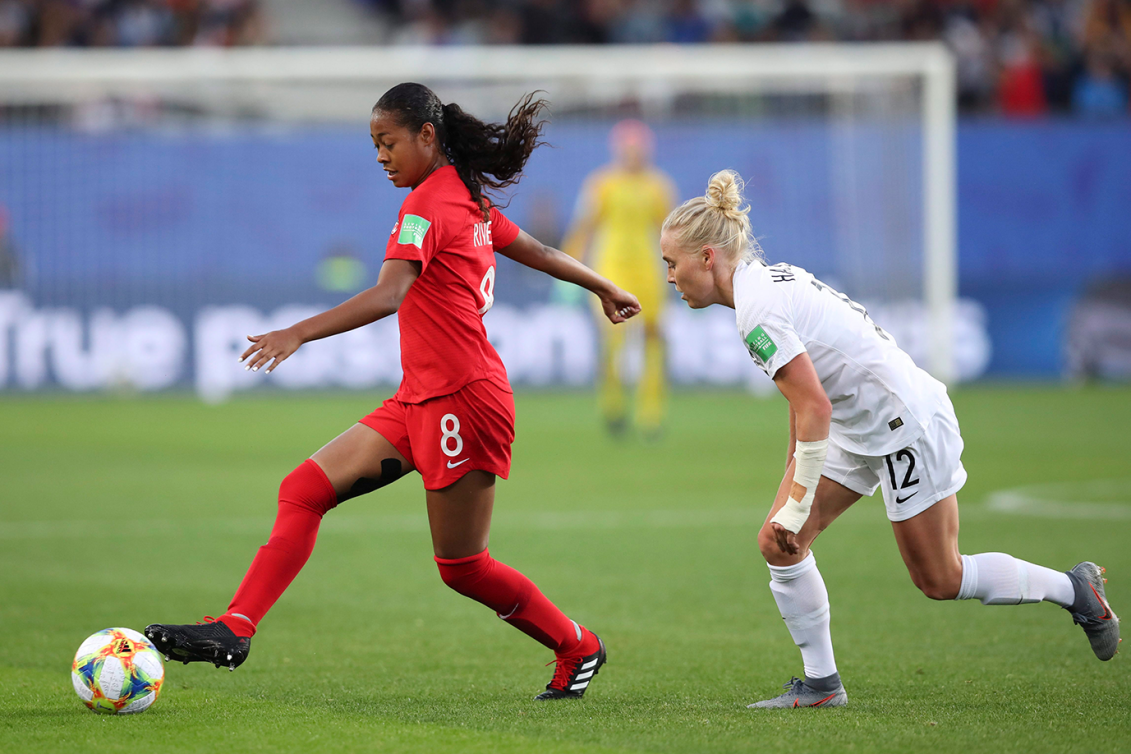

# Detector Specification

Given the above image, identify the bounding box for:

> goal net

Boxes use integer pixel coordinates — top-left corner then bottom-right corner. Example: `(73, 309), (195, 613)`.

(0, 44), (967, 399)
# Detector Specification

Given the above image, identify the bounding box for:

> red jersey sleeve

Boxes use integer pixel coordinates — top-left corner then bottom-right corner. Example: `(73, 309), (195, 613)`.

(490, 206), (520, 249)
(386, 192), (443, 271)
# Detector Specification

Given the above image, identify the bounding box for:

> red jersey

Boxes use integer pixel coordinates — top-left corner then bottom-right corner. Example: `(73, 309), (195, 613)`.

(384, 165), (520, 403)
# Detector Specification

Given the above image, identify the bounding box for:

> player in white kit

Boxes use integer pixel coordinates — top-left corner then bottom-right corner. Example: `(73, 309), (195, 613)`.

(660, 170), (1120, 708)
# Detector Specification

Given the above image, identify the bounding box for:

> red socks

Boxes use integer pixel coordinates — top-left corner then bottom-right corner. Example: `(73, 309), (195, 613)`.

(435, 549), (596, 656)
(221, 459), (337, 638)
(218, 460), (594, 658)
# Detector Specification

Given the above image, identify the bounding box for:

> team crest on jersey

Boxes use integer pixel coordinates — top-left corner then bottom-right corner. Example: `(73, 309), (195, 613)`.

(745, 325), (777, 362)
(398, 214), (431, 248)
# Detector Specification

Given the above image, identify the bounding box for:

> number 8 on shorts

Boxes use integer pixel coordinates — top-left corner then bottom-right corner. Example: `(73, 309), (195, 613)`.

(440, 413), (464, 457)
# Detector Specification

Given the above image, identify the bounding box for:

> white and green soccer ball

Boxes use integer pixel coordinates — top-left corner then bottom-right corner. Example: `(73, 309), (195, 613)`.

(71, 627), (165, 714)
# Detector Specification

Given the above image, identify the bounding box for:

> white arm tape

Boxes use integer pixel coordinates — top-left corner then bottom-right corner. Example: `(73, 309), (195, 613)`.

(770, 438), (829, 534)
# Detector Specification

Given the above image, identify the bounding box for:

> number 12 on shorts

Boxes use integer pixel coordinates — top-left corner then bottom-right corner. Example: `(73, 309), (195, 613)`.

(885, 449), (920, 504)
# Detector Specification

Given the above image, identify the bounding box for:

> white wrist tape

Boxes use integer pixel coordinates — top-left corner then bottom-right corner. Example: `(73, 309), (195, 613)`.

(770, 438), (829, 534)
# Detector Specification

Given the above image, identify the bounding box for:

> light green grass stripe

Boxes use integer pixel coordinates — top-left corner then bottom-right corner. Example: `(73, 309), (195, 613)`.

(986, 478), (1131, 519)
(0, 507), (770, 541)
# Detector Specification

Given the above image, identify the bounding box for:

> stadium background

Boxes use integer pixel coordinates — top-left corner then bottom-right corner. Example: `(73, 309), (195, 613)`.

(0, 0), (1130, 397)
(2, 120), (1128, 393)
(1, 3), (1129, 753)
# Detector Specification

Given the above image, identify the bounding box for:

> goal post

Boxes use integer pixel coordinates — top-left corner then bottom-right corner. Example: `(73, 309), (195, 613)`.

(0, 43), (958, 393)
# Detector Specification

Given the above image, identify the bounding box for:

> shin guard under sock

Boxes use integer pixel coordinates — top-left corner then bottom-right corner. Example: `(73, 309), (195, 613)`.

(767, 552), (838, 680)
(435, 549), (591, 655)
(223, 459), (338, 636)
(956, 552), (1075, 606)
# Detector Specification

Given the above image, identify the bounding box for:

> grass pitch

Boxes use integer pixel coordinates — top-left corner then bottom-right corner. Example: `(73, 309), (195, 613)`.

(1, 386), (1128, 753)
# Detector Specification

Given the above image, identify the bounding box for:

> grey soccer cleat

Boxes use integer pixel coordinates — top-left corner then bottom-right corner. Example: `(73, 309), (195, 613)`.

(747, 675), (847, 709)
(1065, 562), (1121, 661)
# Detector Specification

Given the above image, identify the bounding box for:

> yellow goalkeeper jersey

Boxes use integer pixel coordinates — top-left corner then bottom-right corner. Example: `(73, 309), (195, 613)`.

(571, 167), (676, 313)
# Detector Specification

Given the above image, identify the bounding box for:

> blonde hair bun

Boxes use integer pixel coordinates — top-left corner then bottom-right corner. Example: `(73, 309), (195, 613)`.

(704, 169), (749, 219)
(661, 168), (761, 265)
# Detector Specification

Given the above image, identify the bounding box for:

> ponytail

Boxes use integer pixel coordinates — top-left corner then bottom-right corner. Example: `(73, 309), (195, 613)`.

(441, 93), (548, 220)
(374, 83), (548, 221)
(662, 170), (761, 264)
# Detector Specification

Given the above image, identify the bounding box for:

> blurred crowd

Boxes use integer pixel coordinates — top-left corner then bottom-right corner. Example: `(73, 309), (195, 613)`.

(0, 0), (264, 47)
(1, 0), (1128, 117)
(365, 0), (1131, 116)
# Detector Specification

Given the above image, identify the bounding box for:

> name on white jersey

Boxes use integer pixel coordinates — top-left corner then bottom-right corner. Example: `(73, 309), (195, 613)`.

(472, 221), (493, 247)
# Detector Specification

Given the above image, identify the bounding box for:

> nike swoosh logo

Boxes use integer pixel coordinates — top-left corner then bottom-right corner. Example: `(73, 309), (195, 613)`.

(1090, 584), (1114, 620)
(446, 459), (469, 469)
(895, 492), (917, 504)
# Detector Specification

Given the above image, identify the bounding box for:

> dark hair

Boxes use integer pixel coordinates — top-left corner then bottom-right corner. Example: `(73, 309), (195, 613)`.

(373, 83), (548, 220)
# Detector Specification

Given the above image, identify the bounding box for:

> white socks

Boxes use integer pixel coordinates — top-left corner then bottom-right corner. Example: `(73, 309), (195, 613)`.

(767, 552), (838, 680)
(957, 552), (1075, 606)
(766, 551), (1072, 681)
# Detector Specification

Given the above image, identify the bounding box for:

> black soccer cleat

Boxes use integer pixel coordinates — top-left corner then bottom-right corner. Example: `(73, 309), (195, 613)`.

(145, 617), (251, 671)
(534, 632), (606, 701)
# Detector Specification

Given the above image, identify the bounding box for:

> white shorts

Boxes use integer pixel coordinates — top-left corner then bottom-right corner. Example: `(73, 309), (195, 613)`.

(820, 407), (967, 522)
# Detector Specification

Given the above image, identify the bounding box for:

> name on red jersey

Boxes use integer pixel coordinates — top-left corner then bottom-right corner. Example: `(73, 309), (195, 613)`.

(472, 221), (493, 248)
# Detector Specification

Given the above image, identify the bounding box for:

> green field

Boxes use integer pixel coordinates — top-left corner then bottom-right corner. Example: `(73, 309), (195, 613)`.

(1, 387), (1128, 753)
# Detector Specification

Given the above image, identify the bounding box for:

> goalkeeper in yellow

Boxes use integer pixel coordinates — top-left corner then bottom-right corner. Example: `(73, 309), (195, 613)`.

(563, 120), (676, 437)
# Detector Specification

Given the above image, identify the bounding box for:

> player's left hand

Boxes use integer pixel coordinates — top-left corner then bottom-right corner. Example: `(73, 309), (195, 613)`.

(240, 328), (304, 373)
(770, 522), (801, 556)
(600, 287), (641, 324)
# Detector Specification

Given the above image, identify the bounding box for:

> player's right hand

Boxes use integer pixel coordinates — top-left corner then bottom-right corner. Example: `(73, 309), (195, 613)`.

(770, 522), (801, 556)
(600, 287), (641, 324)
(240, 328), (303, 373)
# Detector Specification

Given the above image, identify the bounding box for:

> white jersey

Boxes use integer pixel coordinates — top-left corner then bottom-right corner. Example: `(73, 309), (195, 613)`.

(734, 260), (952, 457)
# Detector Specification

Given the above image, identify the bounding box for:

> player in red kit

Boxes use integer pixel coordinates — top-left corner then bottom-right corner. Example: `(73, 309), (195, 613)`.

(146, 83), (640, 700)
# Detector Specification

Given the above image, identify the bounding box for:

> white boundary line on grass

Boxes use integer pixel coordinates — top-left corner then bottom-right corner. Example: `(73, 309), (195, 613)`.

(8, 481), (1130, 540)
(985, 479), (1131, 520)
(0, 507), (768, 541)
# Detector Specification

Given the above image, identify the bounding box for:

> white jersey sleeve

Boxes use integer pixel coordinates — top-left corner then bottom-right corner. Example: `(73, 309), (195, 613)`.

(735, 264), (806, 379)
(732, 260), (954, 458)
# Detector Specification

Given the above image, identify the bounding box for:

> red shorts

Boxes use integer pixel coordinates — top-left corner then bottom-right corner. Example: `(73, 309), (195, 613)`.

(359, 379), (516, 490)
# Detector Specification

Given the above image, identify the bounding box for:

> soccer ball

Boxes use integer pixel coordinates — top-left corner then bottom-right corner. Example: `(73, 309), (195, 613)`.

(71, 627), (165, 714)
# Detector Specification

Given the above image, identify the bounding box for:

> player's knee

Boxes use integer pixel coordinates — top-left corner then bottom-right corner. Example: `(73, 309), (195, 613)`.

(912, 571), (961, 601)
(435, 549), (491, 595)
(920, 583), (959, 601)
(757, 521), (821, 566)
(278, 459), (337, 517)
(757, 525), (796, 566)
(756, 526), (776, 562)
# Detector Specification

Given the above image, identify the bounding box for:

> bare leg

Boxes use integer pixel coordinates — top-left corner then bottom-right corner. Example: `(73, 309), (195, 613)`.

(757, 460), (862, 567)
(753, 464), (862, 693)
(312, 423), (414, 500)
(894, 494), (1079, 614)
(427, 470), (595, 656)
(890, 494), (963, 600)
(223, 424), (414, 634)
(148, 422), (418, 662)
(425, 470), (495, 558)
